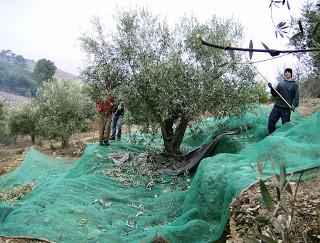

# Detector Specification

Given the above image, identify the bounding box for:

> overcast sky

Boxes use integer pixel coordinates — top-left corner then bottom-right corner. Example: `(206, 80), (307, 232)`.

(0, 0), (310, 82)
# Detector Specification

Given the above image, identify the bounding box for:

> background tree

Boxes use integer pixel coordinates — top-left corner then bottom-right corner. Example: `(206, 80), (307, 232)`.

(9, 101), (40, 144)
(81, 9), (260, 157)
(253, 80), (270, 104)
(290, 0), (320, 98)
(36, 79), (93, 148)
(33, 58), (57, 84)
(0, 101), (9, 144)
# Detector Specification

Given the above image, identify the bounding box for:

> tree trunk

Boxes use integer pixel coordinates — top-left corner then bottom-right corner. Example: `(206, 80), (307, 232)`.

(171, 115), (188, 154)
(61, 137), (69, 148)
(160, 114), (189, 157)
(31, 134), (35, 144)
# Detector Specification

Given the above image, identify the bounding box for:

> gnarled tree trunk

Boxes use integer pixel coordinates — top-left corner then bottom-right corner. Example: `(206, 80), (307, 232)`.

(61, 137), (69, 148)
(30, 134), (35, 144)
(160, 113), (189, 157)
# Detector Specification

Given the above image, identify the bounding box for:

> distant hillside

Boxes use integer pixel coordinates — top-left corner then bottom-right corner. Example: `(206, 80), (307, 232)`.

(0, 91), (31, 108)
(0, 50), (82, 99)
(0, 50), (34, 96)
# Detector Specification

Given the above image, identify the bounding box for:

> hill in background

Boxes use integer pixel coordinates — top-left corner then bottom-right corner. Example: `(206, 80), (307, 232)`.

(0, 50), (82, 107)
(0, 90), (31, 108)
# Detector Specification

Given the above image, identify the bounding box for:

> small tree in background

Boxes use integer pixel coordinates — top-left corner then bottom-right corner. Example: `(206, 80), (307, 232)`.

(9, 101), (40, 144)
(33, 58), (57, 84)
(0, 101), (9, 144)
(36, 79), (93, 148)
(290, 1), (320, 98)
(254, 81), (270, 104)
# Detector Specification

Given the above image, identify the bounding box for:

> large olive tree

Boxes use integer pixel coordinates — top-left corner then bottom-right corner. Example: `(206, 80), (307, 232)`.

(81, 9), (260, 157)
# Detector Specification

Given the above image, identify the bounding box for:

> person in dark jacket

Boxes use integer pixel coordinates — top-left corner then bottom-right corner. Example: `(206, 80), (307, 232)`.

(110, 101), (124, 141)
(267, 68), (299, 134)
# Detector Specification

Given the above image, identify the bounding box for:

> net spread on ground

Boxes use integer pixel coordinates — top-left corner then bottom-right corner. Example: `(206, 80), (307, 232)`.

(0, 108), (319, 242)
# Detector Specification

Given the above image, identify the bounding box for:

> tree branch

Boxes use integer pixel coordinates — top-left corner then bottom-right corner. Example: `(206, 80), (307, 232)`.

(197, 34), (320, 57)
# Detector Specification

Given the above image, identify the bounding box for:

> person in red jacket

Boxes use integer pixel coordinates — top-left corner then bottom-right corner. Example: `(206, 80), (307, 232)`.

(95, 92), (115, 146)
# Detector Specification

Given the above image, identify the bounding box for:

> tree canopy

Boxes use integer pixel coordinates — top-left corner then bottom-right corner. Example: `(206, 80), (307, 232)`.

(290, 0), (320, 98)
(81, 9), (261, 156)
(32, 58), (57, 84)
(36, 79), (93, 148)
(0, 101), (9, 144)
(9, 101), (39, 144)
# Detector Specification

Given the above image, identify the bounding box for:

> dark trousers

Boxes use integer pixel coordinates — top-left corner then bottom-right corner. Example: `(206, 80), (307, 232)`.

(268, 106), (291, 134)
(111, 114), (123, 140)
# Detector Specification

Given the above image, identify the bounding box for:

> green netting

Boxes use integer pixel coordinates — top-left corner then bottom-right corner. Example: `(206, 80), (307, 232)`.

(0, 107), (320, 242)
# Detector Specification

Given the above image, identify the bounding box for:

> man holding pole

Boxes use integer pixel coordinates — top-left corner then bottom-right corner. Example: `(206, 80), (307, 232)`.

(268, 68), (299, 134)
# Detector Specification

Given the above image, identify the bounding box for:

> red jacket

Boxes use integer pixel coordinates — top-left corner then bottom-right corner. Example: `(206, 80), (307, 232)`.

(96, 93), (115, 116)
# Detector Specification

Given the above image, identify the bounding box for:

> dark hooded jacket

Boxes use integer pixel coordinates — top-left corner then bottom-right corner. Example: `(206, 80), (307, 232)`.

(271, 79), (299, 109)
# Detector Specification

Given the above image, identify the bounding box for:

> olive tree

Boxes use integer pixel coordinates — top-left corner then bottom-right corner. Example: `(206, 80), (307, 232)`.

(9, 101), (39, 144)
(33, 58), (57, 84)
(290, 1), (320, 98)
(81, 9), (260, 157)
(80, 17), (124, 101)
(36, 79), (93, 148)
(0, 101), (9, 144)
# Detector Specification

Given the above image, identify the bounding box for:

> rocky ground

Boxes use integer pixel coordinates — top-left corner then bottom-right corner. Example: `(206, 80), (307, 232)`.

(225, 99), (320, 242)
(226, 99), (320, 242)
(227, 176), (320, 242)
(0, 99), (320, 242)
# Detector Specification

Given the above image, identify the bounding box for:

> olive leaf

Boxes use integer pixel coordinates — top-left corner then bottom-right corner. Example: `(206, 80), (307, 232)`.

(259, 179), (275, 212)
(249, 40), (253, 60)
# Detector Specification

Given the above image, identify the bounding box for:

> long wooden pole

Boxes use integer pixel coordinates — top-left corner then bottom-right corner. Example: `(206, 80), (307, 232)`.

(197, 34), (320, 56)
(197, 35), (296, 110)
(255, 69), (293, 110)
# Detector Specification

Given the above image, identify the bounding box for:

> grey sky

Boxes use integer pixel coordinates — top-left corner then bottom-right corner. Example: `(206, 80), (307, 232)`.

(0, 0), (308, 81)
